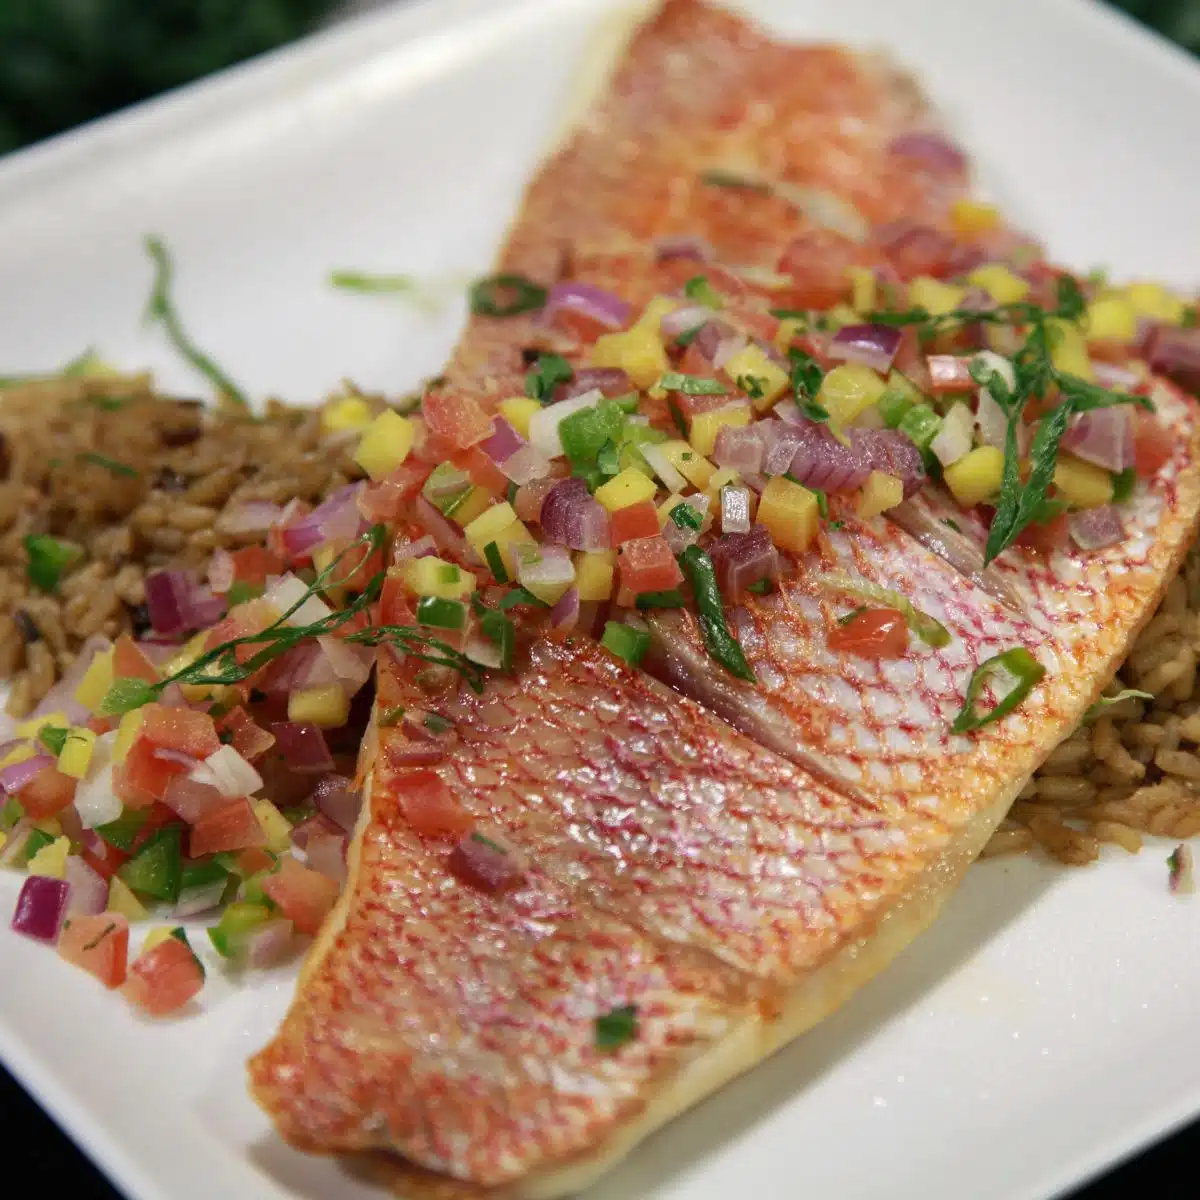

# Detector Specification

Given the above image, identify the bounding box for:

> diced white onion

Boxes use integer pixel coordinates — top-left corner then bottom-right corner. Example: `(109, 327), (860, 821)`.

(931, 402), (975, 467)
(639, 443), (688, 493)
(73, 732), (120, 830)
(203, 744), (264, 799)
(265, 573), (334, 627)
(527, 389), (603, 457)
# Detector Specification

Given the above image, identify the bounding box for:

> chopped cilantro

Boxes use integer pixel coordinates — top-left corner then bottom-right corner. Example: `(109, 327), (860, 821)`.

(469, 273), (547, 317)
(684, 275), (724, 309)
(595, 1004), (639, 1051)
(23, 535), (82, 593)
(525, 353), (573, 404)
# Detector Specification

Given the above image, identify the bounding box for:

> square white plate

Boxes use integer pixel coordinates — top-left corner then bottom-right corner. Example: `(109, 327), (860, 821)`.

(1, 2), (1199, 1199)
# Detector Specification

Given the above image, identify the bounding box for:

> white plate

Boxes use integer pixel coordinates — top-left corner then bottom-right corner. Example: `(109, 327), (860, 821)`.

(1, 2), (1199, 1199)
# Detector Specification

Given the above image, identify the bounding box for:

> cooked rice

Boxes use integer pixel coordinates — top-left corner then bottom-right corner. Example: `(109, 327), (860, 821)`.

(0, 373), (372, 717)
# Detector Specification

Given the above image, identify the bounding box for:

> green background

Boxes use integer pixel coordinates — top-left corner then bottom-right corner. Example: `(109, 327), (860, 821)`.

(0, 0), (1196, 156)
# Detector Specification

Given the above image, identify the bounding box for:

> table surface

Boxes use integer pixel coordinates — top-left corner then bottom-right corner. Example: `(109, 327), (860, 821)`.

(4, 1063), (1196, 1200)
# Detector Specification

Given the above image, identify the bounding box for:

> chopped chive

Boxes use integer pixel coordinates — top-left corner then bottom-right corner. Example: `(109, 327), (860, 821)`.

(483, 541), (509, 584)
(416, 596), (467, 631)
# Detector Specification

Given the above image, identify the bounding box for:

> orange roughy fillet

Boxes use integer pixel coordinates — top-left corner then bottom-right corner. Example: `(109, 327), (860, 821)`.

(249, 2), (1200, 1196)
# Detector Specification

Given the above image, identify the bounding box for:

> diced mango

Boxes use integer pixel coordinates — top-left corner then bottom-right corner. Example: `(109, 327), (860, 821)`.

(15, 712), (68, 739)
(950, 199), (1001, 236)
(856, 472), (904, 519)
(464, 501), (519, 556)
(499, 395), (541, 439)
(773, 317), (805, 355)
(824, 304), (861, 331)
(1085, 295), (1137, 343)
(887, 370), (925, 403)
(160, 630), (236, 706)
(594, 467), (658, 513)
(489, 519), (538, 576)
(27, 836), (71, 879)
(113, 709), (145, 765)
(756, 476), (820, 555)
(108, 876), (148, 921)
(74, 648), (115, 713)
(591, 326), (669, 390)
(141, 927), (176, 953)
(1, 743), (35, 768)
(1047, 319), (1094, 381)
(0, 831), (6, 854)
(817, 364), (888, 426)
(288, 684), (350, 729)
(689, 404), (752, 457)
(321, 395), (374, 434)
(403, 555), (477, 600)
(704, 466), (741, 500)
(721, 343), (790, 412)
(574, 550), (616, 602)
(1124, 282), (1186, 325)
(660, 440), (715, 491)
(909, 276), (968, 316)
(847, 266), (877, 314)
(57, 728), (96, 779)
(943, 446), (1005, 508)
(634, 295), (679, 334)
(1054, 454), (1113, 509)
(251, 798), (293, 855)
(32, 817), (61, 837)
(968, 263), (1031, 306)
(354, 410), (415, 480)
(448, 485), (494, 528)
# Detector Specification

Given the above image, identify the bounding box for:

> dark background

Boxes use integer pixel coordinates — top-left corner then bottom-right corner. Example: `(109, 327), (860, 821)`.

(2, 1), (1199, 1197)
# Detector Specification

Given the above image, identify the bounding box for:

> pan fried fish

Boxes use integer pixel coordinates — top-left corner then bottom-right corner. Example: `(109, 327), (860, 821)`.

(249, 1), (1200, 1195)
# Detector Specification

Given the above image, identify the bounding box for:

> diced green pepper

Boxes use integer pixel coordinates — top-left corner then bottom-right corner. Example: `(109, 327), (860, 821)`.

(559, 400), (624, 468)
(601, 621), (651, 667)
(417, 595), (467, 631)
(117, 825), (183, 902)
(1111, 467), (1136, 504)
(207, 901), (273, 958)
(678, 546), (757, 683)
(877, 389), (915, 429)
(181, 857), (232, 893)
(21, 828), (55, 864)
(95, 808), (150, 852)
(479, 609), (515, 673)
(898, 403), (943, 452)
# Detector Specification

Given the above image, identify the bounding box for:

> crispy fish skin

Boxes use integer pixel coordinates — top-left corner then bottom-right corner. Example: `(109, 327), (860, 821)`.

(248, 1), (1200, 1195)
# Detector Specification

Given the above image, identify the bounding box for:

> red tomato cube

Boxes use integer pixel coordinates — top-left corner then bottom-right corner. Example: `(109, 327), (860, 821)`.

(609, 500), (661, 546)
(116, 738), (187, 806)
(422, 390), (493, 452)
(122, 935), (204, 1016)
(19, 767), (77, 820)
(139, 704), (221, 759)
(617, 535), (684, 595)
(261, 856), (340, 936)
(59, 914), (130, 989)
(188, 797), (267, 859)
(112, 635), (160, 685)
(230, 545), (284, 588)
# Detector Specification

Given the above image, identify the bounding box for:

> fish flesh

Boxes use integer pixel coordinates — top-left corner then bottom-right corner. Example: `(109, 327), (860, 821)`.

(249, 1), (1200, 1195)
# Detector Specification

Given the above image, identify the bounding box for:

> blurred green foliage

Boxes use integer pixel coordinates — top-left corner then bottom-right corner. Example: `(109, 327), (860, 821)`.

(0, 0), (1195, 156)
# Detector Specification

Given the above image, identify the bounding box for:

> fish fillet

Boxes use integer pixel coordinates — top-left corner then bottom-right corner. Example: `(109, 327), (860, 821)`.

(248, 1), (1200, 1196)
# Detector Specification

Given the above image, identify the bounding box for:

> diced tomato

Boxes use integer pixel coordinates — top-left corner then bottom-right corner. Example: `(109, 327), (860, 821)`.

(140, 703), (221, 759)
(452, 445), (508, 497)
(874, 222), (957, 281)
(261, 856), (339, 936)
(116, 736), (189, 805)
(218, 707), (276, 761)
(19, 767), (77, 820)
(1014, 513), (1070, 555)
(128, 804), (182, 854)
(826, 608), (909, 658)
(513, 479), (557, 525)
(122, 936), (204, 1016)
(229, 545), (284, 588)
(188, 797), (267, 858)
(329, 541), (384, 593)
(113, 634), (161, 685)
(724, 305), (778, 344)
(326, 606), (373, 640)
(86, 715), (117, 736)
(234, 846), (275, 876)
(396, 768), (473, 838)
(1134, 412), (1175, 478)
(81, 836), (128, 882)
(268, 501), (310, 560)
(59, 914), (130, 989)
(379, 574), (416, 627)
(618, 535), (685, 594)
(203, 596), (278, 662)
(549, 305), (622, 344)
(777, 230), (860, 308)
(422, 390), (493, 452)
(610, 500), (661, 546)
(359, 462), (432, 524)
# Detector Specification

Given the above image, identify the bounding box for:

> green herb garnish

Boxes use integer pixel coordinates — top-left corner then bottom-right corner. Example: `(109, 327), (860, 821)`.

(525, 352), (574, 404)
(483, 541), (510, 584)
(329, 270), (417, 294)
(1083, 688), (1153, 722)
(79, 452), (139, 478)
(679, 546), (756, 682)
(595, 1004), (639, 1051)
(37, 726), (70, 756)
(657, 372), (726, 396)
(746, 578), (774, 595)
(684, 275), (724, 309)
(23, 535), (82, 593)
(950, 648), (1046, 735)
(470, 273), (547, 317)
(379, 705), (406, 727)
(699, 168), (768, 191)
(500, 586), (549, 611)
(667, 396), (689, 437)
(837, 607), (868, 626)
(788, 347), (826, 421)
(1111, 467), (1137, 505)
(737, 374), (766, 401)
(676, 324), (704, 348)
(669, 503), (703, 532)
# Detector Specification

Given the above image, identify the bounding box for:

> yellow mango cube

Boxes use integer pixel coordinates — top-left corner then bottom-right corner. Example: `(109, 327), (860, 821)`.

(721, 343), (790, 412)
(950, 199), (1001, 236)
(817, 364), (888, 427)
(1086, 295), (1137, 343)
(464, 501), (519, 556)
(321, 395), (373, 434)
(909, 276), (968, 316)
(447, 485), (494, 528)
(689, 404), (752, 457)
(824, 304), (861, 331)
(108, 876), (148, 921)
(27, 836), (71, 879)
(499, 395), (541, 439)
(634, 295), (678, 335)
(402, 555), (477, 600)
(660, 440), (715, 491)
(490, 520), (537, 576)
(856, 471), (904, 519)
(113, 709), (145, 765)
(704, 466), (741, 498)
(15, 712), (68, 740)
(74, 649), (115, 713)
(252, 798), (294, 854)
(591, 327), (669, 390)
(968, 263), (1031, 306)
(1125, 282), (1186, 325)
(1, 743), (35, 769)
(774, 317), (806, 355)
(288, 684), (351, 728)
(943, 446), (1005, 508)
(1047, 319), (1095, 381)
(1054, 454), (1113, 509)
(354, 410), (414, 480)
(141, 927), (176, 954)
(575, 550), (616, 602)
(756, 476), (820, 555)
(594, 467), (658, 513)
(847, 266), (877, 314)
(57, 728), (96, 779)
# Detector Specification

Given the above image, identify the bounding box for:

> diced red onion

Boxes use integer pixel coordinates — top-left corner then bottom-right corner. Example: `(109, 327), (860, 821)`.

(0, 753), (54, 794)
(0, 738), (24, 762)
(481, 416), (526, 465)
(1145, 325), (1200, 393)
(317, 636), (374, 694)
(304, 825), (348, 886)
(887, 131), (967, 174)
(741, 471), (768, 494)
(175, 877), (227, 917)
(654, 234), (713, 262)
(539, 479), (611, 552)
(853, 429), (927, 499)
(828, 324), (903, 373)
(204, 744), (263, 799)
(663, 496), (708, 555)
(216, 500), (284, 536)
(926, 355), (975, 395)
(448, 833), (524, 892)
(270, 721), (335, 774)
(760, 419), (806, 476)
(713, 333), (749, 371)
(778, 420), (868, 490)
(555, 367), (631, 403)
(874, 222), (957, 281)
(514, 478), (557, 524)
(207, 547), (236, 595)
(311, 773), (362, 834)
(712, 425), (765, 474)
(660, 304), (713, 340)
(145, 570), (225, 636)
(258, 641), (336, 696)
(930, 402), (975, 467)
(1069, 505), (1125, 551)
(425, 465), (472, 502)
(1062, 406), (1135, 472)
(280, 484), (364, 558)
(11, 875), (70, 943)
(550, 586), (581, 633)
(245, 918), (295, 967)
(63, 856), (107, 917)
(163, 771), (227, 823)
(391, 534), (438, 563)
(152, 746), (201, 771)
(721, 485), (752, 534)
(517, 542), (575, 593)
(691, 320), (731, 363)
(1093, 361), (1141, 390)
(975, 385), (1009, 449)
(711, 527), (782, 599)
(414, 496), (473, 562)
(290, 812), (338, 851)
(542, 281), (631, 332)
